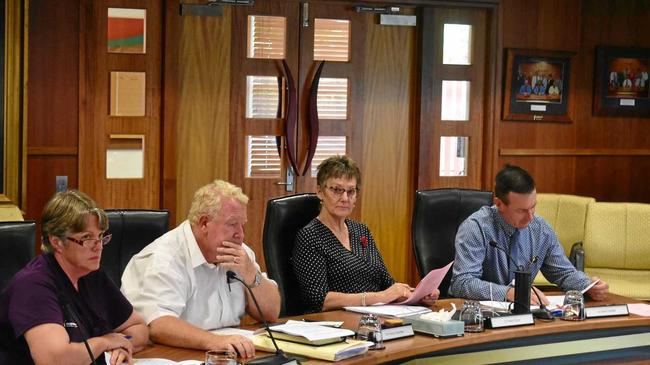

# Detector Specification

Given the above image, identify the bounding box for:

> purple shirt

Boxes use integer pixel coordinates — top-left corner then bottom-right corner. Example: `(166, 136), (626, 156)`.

(0, 254), (133, 364)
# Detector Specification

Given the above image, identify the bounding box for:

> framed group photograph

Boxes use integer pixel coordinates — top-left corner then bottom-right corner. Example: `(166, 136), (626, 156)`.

(503, 49), (574, 123)
(593, 46), (650, 117)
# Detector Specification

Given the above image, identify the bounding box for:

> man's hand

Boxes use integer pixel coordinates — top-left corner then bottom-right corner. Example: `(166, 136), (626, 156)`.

(208, 334), (255, 359)
(586, 277), (609, 301)
(216, 241), (257, 285)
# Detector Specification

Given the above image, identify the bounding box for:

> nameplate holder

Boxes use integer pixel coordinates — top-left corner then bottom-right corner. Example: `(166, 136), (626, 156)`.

(585, 304), (629, 318)
(485, 313), (534, 329)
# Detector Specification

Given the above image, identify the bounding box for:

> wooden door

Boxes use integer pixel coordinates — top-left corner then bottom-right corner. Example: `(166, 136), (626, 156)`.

(230, 1), (368, 267)
(79, 0), (162, 209)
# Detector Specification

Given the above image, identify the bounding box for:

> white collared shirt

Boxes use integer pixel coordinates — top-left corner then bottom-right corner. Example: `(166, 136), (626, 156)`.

(120, 220), (270, 329)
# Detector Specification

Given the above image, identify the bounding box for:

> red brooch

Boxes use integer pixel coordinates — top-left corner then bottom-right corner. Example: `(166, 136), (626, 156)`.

(360, 236), (368, 250)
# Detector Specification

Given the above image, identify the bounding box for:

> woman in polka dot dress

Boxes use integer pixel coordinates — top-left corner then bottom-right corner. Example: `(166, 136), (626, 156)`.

(292, 155), (439, 313)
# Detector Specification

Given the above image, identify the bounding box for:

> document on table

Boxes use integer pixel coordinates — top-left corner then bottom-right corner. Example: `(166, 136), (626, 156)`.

(628, 303), (650, 317)
(344, 304), (431, 318)
(267, 320), (355, 341)
(394, 261), (454, 305)
(107, 355), (201, 365)
(210, 327), (255, 338)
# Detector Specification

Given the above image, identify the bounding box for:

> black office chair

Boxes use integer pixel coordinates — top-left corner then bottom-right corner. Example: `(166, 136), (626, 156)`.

(411, 188), (493, 298)
(0, 221), (36, 291)
(101, 209), (170, 287)
(262, 193), (321, 316)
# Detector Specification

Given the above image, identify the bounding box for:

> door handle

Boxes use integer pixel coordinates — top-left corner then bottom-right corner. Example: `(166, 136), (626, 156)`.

(275, 168), (294, 192)
(302, 60), (325, 176)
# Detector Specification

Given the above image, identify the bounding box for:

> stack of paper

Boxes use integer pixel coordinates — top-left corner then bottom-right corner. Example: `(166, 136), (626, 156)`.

(265, 320), (355, 346)
(252, 334), (372, 362)
(344, 305), (431, 318)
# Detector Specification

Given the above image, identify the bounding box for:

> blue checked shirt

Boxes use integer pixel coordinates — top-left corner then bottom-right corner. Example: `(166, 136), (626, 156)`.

(448, 205), (591, 300)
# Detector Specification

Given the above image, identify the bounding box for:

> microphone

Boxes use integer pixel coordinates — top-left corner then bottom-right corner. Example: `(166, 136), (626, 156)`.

(488, 240), (530, 314)
(488, 241), (552, 320)
(226, 271), (297, 365)
(59, 296), (98, 365)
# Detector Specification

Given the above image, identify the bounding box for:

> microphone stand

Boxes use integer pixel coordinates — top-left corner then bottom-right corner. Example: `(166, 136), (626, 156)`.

(227, 271), (298, 365)
(61, 301), (98, 365)
(488, 241), (530, 314)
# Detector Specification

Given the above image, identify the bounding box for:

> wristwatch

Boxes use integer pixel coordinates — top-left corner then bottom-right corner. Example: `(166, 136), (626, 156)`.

(249, 270), (262, 288)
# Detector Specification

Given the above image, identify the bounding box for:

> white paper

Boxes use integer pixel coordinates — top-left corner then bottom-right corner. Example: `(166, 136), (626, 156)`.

(581, 279), (601, 294)
(268, 321), (354, 341)
(211, 327), (255, 338)
(394, 261), (453, 305)
(107, 355), (201, 365)
(286, 319), (343, 328)
(344, 305), (431, 318)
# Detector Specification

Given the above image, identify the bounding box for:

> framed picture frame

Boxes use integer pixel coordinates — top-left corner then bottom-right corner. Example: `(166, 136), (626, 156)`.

(503, 48), (574, 123)
(593, 46), (650, 117)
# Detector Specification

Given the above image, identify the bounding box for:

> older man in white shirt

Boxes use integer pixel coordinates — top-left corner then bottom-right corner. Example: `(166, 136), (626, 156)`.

(121, 180), (281, 358)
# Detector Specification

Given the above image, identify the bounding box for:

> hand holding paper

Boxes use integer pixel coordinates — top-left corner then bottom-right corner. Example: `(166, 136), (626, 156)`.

(394, 261), (453, 305)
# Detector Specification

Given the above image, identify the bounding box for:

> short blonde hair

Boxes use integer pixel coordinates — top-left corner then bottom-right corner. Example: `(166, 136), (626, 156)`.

(41, 190), (108, 253)
(187, 180), (249, 224)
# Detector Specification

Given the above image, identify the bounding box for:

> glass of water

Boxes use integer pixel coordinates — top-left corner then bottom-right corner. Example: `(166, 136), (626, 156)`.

(459, 300), (484, 332)
(355, 313), (385, 350)
(561, 290), (585, 321)
(205, 350), (237, 365)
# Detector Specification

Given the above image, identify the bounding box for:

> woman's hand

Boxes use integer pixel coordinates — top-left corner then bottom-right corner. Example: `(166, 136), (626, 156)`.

(107, 347), (132, 365)
(381, 283), (413, 303)
(419, 289), (440, 306)
(100, 333), (133, 364)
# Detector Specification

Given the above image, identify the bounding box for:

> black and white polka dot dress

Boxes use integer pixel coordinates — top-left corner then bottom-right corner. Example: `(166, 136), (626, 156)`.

(292, 218), (395, 313)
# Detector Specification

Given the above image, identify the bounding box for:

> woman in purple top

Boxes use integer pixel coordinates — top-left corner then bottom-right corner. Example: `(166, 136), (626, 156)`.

(0, 191), (148, 365)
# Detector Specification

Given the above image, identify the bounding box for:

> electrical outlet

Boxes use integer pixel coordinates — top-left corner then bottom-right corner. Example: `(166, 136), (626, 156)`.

(55, 176), (68, 192)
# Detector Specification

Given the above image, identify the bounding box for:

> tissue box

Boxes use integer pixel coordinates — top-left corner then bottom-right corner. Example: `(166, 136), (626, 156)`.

(403, 315), (464, 338)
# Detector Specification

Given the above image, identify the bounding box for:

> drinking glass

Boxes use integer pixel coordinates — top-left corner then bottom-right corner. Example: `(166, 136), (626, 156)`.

(355, 313), (385, 350)
(205, 350), (237, 365)
(459, 300), (484, 332)
(561, 290), (585, 321)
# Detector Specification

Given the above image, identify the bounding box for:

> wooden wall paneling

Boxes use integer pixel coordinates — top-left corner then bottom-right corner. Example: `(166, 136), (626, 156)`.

(26, 156), (78, 252)
(79, 0), (161, 209)
(25, 0), (80, 224)
(175, 7), (232, 224)
(359, 9), (417, 285)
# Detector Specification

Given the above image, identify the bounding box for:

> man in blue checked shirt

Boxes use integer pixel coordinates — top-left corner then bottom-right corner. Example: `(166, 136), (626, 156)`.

(449, 165), (609, 304)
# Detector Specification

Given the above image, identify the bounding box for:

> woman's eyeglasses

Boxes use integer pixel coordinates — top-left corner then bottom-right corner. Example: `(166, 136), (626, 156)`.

(326, 186), (359, 198)
(66, 234), (112, 248)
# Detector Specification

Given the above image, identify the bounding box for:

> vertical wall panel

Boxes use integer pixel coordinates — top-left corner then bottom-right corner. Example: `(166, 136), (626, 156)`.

(360, 10), (417, 284)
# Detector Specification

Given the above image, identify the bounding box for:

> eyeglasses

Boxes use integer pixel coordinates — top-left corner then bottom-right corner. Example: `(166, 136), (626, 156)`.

(66, 234), (112, 248)
(326, 186), (359, 198)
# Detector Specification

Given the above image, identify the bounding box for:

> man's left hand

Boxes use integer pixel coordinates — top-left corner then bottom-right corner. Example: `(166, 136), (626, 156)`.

(586, 277), (609, 301)
(216, 241), (257, 285)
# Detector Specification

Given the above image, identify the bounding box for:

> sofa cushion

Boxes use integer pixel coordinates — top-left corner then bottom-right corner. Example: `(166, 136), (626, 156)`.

(584, 202), (650, 270)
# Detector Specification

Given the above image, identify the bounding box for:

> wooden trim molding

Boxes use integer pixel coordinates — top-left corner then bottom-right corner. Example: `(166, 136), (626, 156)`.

(500, 149), (650, 157)
(27, 147), (78, 156)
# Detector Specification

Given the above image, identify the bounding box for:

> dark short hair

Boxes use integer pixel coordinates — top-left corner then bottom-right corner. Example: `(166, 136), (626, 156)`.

(494, 164), (535, 204)
(316, 155), (361, 189)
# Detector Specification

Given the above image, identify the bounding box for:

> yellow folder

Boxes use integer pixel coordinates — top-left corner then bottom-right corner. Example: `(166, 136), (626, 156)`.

(252, 334), (371, 362)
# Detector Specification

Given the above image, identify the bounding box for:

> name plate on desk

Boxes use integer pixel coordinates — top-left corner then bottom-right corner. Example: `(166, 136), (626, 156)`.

(485, 313), (534, 329)
(585, 305), (629, 318)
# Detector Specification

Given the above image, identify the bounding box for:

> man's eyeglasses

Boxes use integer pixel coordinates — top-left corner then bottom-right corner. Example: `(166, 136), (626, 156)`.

(326, 186), (359, 198)
(66, 234), (112, 248)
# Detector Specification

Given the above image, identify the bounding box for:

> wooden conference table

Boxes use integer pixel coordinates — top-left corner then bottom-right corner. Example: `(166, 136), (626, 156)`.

(136, 294), (650, 364)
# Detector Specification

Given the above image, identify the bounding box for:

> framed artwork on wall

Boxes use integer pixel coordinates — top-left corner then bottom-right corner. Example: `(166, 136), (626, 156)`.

(503, 48), (574, 123)
(593, 46), (650, 117)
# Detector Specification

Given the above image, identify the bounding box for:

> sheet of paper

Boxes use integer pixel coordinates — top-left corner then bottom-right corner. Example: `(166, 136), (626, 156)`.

(211, 327), (255, 338)
(269, 321), (355, 341)
(581, 279), (601, 294)
(344, 305), (431, 318)
(287, 319), (343, 328)
(394, 261), (454, 305)
(545, 295), (565, 309)
(628, 303), (650, 317)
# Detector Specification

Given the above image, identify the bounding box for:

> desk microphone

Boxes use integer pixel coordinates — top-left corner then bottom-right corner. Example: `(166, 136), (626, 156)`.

(488, 240), (530, 314)
(59, 295), (98, 365)
(488, 241), (553, 320)
(226, 271), (298, 365)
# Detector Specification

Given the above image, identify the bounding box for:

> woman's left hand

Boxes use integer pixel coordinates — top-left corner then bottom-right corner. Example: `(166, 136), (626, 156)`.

(419, 289), (440, 306)
(107, 347), (133, 365)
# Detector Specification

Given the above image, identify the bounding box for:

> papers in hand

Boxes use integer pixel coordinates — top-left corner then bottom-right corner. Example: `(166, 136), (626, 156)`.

(344, 304), (431, 318)
(582, 279), (601, 294)
(394, 261), (453, 305)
